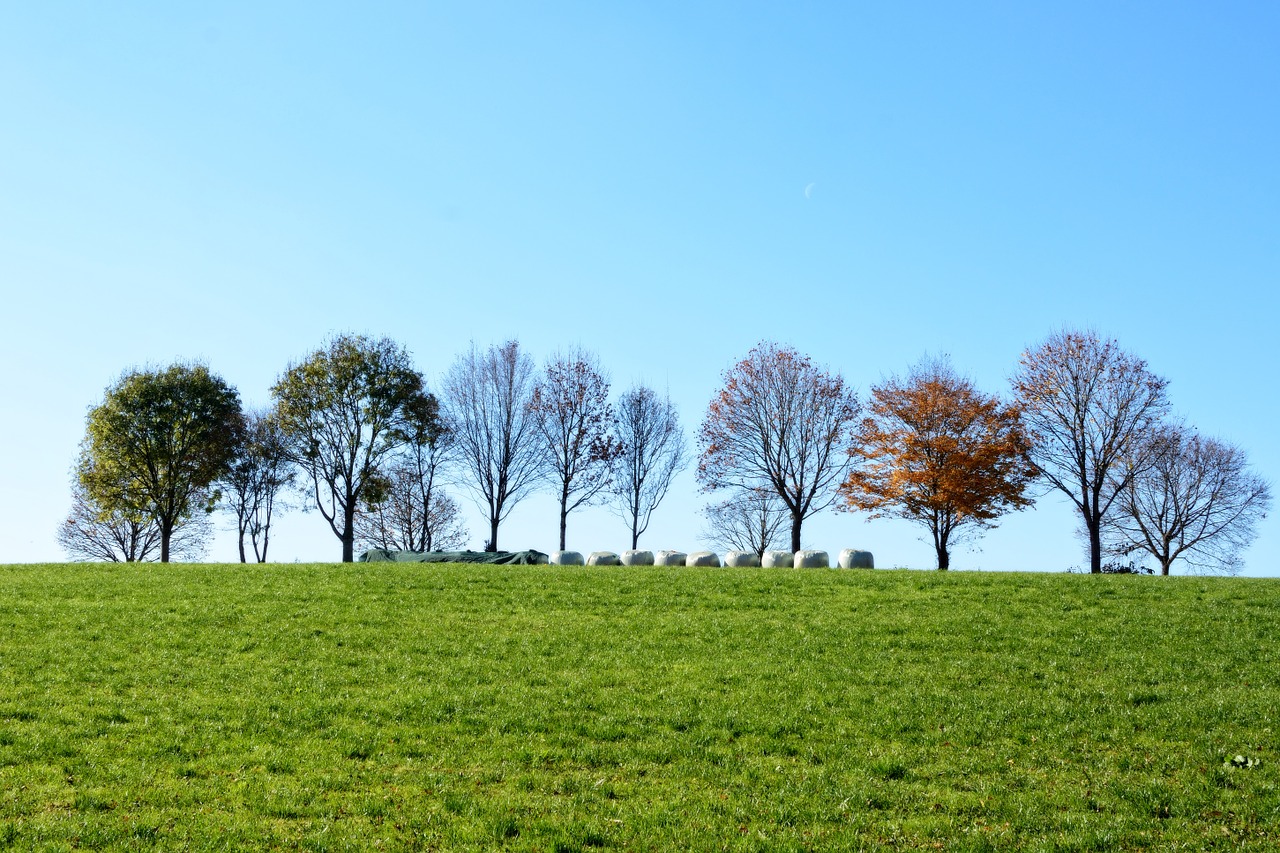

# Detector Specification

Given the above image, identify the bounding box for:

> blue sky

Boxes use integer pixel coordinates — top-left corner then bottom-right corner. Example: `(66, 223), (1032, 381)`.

(2, 2), (1277, 572)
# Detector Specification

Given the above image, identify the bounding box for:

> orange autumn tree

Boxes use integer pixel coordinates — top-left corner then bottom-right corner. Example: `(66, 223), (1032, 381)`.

(841, 357), (1036, 570)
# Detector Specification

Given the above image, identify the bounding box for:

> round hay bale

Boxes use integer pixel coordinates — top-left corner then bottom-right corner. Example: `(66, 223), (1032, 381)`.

(653, 550), (687, 566)
(838, 548), (875, 569)
(550, 550), (584, 566)
(586, 551), (620, 566)
(723, 550), (761, 567)
(761, 550), (794, 568)
(794, 549), (830, 568)
(620, 549), (654, 566)
(686, 551), (721, 567)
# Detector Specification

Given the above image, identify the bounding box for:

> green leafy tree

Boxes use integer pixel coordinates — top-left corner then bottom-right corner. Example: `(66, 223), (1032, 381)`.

(272, 334), (435, 562)
(79, 364), (242, 562)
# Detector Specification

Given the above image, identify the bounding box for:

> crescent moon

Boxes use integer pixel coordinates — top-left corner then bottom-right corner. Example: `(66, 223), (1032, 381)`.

(804, 182), (816, 199)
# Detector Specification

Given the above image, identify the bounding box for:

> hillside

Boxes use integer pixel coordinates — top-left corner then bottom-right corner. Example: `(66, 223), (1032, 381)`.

(1, 564), (1276, 850)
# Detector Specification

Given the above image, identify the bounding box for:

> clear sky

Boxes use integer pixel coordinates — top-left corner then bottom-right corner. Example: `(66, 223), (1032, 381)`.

(2, 2), (1277, 573)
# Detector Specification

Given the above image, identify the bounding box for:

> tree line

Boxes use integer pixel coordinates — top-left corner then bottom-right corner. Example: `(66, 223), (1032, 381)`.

(61, 336), (687, 565)
(61, 330), (1271, 574)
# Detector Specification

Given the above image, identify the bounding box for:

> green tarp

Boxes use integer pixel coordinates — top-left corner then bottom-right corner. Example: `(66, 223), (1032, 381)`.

(358, 549), (549, 564)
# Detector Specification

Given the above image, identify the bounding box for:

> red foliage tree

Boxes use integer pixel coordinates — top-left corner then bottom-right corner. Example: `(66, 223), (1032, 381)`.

(841, 357), (1036, 570)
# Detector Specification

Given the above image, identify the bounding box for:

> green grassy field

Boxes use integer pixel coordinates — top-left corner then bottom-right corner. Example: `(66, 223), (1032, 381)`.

(0, 564), (1277, 851)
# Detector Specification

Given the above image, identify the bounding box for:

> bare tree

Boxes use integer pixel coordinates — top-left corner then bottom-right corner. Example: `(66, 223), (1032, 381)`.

(442, 341), (543, 551)
(59, 468), (211, 562)
(701, 488), (789, 558)
(1012, 330), (1170, 573)
(220, 410), (294, 563)
(611, 385), (688, 549)
(1105, 424), (1271, 575)
(355, 467), (469, 552)
(529, 349), (623, 550)
(698, 342), (861, 552)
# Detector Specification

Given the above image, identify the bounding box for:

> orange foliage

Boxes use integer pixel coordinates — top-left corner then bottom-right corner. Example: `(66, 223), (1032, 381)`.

(840, 357), (1035, 569)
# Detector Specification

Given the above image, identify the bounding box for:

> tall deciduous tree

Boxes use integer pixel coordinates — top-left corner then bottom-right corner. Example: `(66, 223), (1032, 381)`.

(697, 342), (860, 552)
(272, 334), (434, 562)
(1105, 425), (1271, 575)
(442, 340), (542, 551)
(220, 410), (294, 563)
(701, 487), (789, 559)
(841, 357), (1036, 570)
(80, 363), (242, 562)
(529, 349), (623, 550)
(611, 385), (688, 549)
(1012, 330), (1170, 573)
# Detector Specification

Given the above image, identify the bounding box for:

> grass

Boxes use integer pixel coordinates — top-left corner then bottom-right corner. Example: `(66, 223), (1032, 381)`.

(0, 563), (1278, 850)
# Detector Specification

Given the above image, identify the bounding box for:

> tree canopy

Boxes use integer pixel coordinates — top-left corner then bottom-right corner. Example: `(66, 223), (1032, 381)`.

(79, 363), (241, 562)
(219, 410), (294, 563)
(272, 334), (434, 562)
(698, 342), (860, 552)
(1012, 330), (1170, 574)
(610, 385), (688, 549)
(842, 357), (1035, 570)
(1105, 425), (1271, 574)
(529, 349), (622, 550)
(441, 341), (543, 551)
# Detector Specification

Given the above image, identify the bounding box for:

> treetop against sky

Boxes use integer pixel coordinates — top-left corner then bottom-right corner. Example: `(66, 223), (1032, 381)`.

(0, 3), (1276, 570)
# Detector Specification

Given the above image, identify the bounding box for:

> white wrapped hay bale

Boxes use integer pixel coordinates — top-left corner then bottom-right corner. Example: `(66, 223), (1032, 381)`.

(723, 551), (761, 567)
(654, 550), (687, 566)
(550, 550), (584, 566)
(620, 550), (654, 565)
(761, 550), (794, 568)
(794, 549), (830, 568)
(587, 551), (620, 566)
(686, 551), (721, 567)
(838, 548), (875, 569)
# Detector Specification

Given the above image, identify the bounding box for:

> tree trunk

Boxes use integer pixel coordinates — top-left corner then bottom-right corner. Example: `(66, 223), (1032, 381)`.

(488, 517), (499, 552)
(342, 503), (355, 562)
(1087, 519), (1102, 574)
(559, 486), (570, 550)
(160, 517), (172, 563)
(238, 531), (247, 564)
(259, 528), (269, 563)
(630, 488), (641, 549)
(790, 511), (802, 554)
(936, 543), (950, 571)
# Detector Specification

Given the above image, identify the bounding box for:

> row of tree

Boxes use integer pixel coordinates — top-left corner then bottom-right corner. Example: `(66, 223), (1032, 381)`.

(61, 336), (689, 564)
(61, 330), (1270, 574)
(693, 333), (1270, 574)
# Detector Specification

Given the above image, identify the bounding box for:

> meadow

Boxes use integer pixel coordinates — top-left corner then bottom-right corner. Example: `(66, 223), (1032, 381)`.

(0, 564), (1277, 851)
